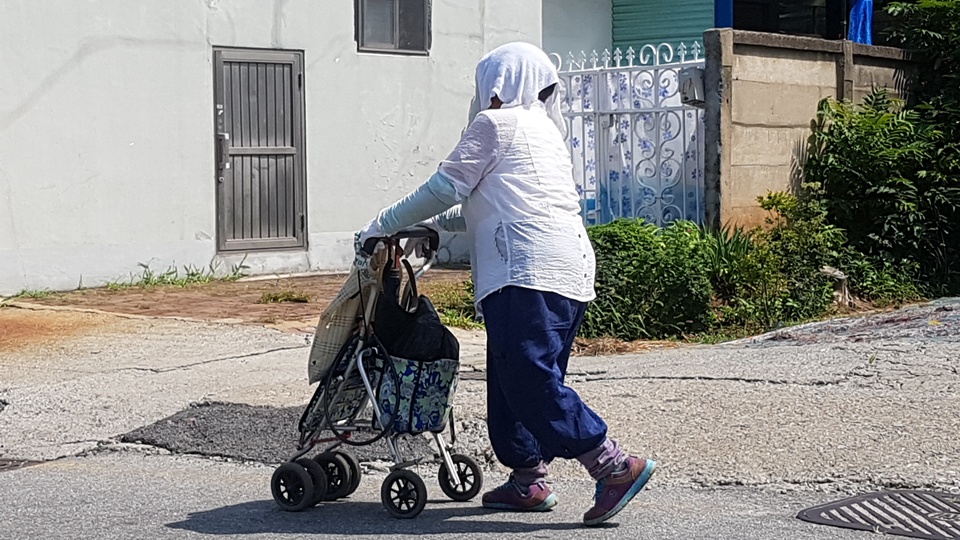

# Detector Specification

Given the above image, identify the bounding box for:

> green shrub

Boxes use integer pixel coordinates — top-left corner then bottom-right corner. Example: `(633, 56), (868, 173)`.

(701, 224), (753, 301)
(582, 219), (713, 340)
(715, 193), (843, 330)
(839, 249), (922, 306)
(804, 89), (960, 293)
(885, 0), (960, 295)
(886, 0), (960, 115)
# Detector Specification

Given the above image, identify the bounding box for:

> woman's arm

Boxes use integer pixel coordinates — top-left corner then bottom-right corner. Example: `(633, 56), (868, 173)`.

(375, 172), (461, 235)
(428, 205), (467, 233)
(363, 113), (499, 239)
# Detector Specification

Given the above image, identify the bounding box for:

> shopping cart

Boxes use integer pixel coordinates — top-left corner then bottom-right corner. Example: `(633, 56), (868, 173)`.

(269, 228), (483, 519)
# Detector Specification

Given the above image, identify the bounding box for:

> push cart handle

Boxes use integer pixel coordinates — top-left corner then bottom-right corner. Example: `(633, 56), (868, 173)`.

(361, 226), (440, 256)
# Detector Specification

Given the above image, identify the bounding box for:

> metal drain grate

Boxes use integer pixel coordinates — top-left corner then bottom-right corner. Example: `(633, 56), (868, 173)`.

(0, 459), (43, 473)
(798, 490), (960, 539)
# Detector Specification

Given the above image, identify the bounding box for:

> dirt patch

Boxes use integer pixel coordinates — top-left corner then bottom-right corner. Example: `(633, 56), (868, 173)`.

(0, 308), (114, 352)
(572, 336), (681, 356)
(25, 270), (472, 334)
(16, 271), (678, 356)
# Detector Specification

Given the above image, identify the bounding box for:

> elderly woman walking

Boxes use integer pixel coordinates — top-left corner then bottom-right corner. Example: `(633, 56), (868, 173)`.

(357, 41), (656, 526)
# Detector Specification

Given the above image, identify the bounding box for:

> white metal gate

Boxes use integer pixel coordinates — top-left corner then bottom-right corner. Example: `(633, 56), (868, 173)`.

(554, 43), (706, 226)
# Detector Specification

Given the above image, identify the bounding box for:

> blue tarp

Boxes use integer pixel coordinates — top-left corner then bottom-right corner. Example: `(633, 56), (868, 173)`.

(848, 0), (874, 45)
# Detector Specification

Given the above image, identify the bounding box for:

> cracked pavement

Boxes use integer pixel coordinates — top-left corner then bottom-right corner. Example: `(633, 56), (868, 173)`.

(0, 313), (313, 460)
(0, 300), (958, 538)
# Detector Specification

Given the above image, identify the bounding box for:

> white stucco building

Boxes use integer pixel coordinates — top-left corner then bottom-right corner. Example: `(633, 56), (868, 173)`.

(0, 0), (547, 294)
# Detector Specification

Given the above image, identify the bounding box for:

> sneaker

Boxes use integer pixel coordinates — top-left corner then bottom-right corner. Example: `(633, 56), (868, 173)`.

(481, 476), (558, 512)
(583, 457), (657, 526)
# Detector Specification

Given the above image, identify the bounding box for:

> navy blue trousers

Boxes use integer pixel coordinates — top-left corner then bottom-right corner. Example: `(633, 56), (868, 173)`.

(481, 286), (608, 470)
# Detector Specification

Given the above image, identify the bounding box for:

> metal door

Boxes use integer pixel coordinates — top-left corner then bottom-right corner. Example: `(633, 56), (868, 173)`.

(214, 48), (306, 251)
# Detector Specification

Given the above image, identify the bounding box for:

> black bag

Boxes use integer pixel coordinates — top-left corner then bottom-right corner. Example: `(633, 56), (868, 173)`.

(374, 260), (459, 362)
(374, 259), (460, 434)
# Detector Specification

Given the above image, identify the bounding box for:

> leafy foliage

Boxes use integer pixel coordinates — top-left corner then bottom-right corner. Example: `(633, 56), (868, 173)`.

(804, 89), (960, 293)
(838, 249), (922, 306)
(502, 2), (960, 341)
(711, 194), (843, 330)
(701, 224), (753, 301)
(582, 197), (844, 339)
(582, 219), (713, 340)
(886, 0), (960, 116)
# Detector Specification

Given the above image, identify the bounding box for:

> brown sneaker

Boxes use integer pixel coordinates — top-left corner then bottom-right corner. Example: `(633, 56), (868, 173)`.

(583, 457), (656, 526)
(481, 475), (558, 512)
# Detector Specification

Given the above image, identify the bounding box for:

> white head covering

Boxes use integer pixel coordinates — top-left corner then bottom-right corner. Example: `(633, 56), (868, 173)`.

(467, 41), (566, 137)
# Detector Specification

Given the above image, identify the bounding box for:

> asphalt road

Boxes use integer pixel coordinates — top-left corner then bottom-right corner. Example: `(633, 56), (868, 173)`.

(1, 299), (959, 539)
(1, 452), (865, 540)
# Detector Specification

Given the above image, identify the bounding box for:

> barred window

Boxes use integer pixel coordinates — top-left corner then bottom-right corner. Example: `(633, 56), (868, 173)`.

(357, 0), (431, 55)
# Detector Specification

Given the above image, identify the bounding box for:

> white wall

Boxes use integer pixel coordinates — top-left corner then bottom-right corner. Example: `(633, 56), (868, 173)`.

(0, 0), (541, 294)
(542, 0), (612, 59)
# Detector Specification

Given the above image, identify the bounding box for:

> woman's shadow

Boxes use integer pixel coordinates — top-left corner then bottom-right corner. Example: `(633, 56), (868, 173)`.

(166, 498), (611, 536)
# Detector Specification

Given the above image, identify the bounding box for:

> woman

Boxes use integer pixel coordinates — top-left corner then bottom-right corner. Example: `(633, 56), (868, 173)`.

(357, 41), (656, 527)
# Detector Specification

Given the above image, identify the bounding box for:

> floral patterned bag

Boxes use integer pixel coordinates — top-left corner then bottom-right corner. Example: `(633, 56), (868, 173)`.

(378, 356), (459, 434)
(373, 259), (461, 434)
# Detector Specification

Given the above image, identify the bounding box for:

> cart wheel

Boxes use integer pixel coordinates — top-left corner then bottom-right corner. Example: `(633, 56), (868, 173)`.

(381, 469), (427, 519)
(313, 453), (352, 500)
(271, 462), (316, 512)
(295, 458), (329, 506)
(335, 450), (362, 497)
(438, 454), (483, 502)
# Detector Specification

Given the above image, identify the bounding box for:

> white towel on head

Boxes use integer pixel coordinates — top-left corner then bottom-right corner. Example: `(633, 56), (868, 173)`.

(468, 41), (566, 137)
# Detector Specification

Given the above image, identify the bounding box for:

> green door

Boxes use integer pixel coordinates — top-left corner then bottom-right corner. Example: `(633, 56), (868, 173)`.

(613, 0), (713, 52)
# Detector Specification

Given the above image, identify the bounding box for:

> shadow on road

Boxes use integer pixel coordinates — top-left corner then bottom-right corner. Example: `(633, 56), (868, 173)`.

(167, 499), (608, 535)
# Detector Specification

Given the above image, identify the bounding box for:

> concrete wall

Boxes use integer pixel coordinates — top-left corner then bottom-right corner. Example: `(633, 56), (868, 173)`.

(0, 0), (540, 295)
(703, 29), (913, 229)
(542, 0), (612, 58)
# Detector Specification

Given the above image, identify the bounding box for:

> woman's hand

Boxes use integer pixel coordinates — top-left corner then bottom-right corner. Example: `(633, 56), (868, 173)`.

(403, 219), (441, 258)
(356, 218), (383, 253)
(353, 218), (384, 275)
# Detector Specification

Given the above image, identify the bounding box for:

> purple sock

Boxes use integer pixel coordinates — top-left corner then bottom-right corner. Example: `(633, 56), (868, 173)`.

(512, 460), (549, 487)
(576, 438), (627, 481)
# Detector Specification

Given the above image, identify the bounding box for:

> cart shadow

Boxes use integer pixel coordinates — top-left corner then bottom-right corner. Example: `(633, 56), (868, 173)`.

(166, 499), (611, 535)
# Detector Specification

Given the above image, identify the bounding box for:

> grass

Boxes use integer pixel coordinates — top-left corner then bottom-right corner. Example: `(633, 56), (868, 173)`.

(684, 329), (755, 345)
(1, 260), (250, 308)
(439, 310), (484, 330)
(1, 289), (56, 308)
(258, 290), (311, 304)
(419, 280), (484, 330)
(13, 289), (55, 299)
(106, 259), (248, 290)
